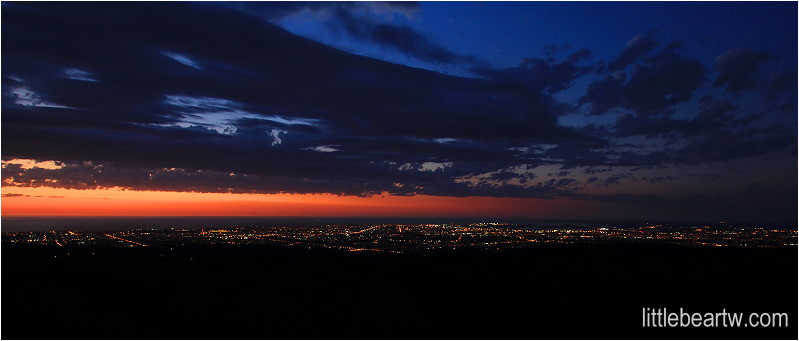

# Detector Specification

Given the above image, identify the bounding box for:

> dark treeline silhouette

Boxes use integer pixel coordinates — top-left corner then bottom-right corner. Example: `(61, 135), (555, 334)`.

(3, 243), (796, 339)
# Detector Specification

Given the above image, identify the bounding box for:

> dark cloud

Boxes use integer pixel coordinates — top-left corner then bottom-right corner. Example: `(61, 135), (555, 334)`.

(607, 94), (795, 165)
(220, 2), (419, 21)
(670, 126), (795, 164)
(764, 69), (798, 101)
(713, 48), (772, 92)
(580, 73), (625, 116)
(1, 161), (388, 196)
(221, 1), (355, 20)
(567, 48), (593, 64)
(1, 2), (600, 199)
(661, 40), (684, 52)
(602, 173), (633, 186)
(583, 32), (705, 117)
(613, 98), (736, 138)
(619, 52), (706, 117)
(0, 160), (583, 199)
(1, 2), (795, 210)
(472, 53), (592, 94)
(329, 7), (476, 65)
(584, 167), (612, 175)
(607, 31), (658, 71)
(555, 178), (577, 187)
(582, 50), (705, 117)
(588, 183), (797, 223)
(224, 2), (462, 66)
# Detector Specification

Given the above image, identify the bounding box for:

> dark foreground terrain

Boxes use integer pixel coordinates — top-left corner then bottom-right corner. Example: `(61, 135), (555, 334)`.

(3, 243), (796, 339)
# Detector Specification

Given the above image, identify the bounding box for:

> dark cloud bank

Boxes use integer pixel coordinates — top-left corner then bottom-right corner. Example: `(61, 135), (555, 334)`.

(2, 2), (795, 221)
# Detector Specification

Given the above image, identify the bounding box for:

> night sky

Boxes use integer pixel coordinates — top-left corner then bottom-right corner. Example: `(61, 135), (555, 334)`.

(1, 1), (796, 222)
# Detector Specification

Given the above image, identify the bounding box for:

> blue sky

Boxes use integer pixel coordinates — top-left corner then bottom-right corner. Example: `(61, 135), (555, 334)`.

(276, 2), (797, 129)
(2, 2), (796, 222)
(278, 2), (796, 73)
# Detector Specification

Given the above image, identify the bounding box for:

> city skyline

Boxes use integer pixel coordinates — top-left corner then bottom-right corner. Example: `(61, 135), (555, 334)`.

(6, 222), (795, 250)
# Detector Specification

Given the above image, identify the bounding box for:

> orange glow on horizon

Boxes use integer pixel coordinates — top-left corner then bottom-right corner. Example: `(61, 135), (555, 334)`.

(0, 186), (607, 218)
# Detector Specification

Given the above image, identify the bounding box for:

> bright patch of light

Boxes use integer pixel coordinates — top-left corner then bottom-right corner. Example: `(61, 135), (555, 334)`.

(419, 162), (453, 172)
(263, 115), (320, 126)
(2, 159), (65, 170)
(64, 68), (98, 82)
(164, 52), (203, 70)
(165, 95), (234, 109)
(160, 95), (319, 135)
(434, 137), (457, 144)
(269, 129), (287, 146)
(397, 162), (453, 172)
(8, 87), (69, 108)
(308, 145), (339, 152)
(156, 112), (250, 135)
